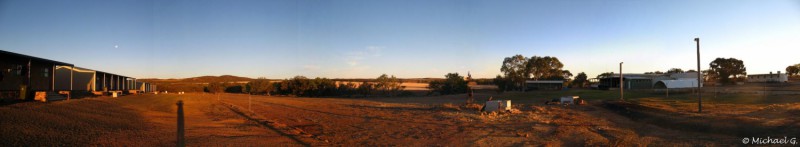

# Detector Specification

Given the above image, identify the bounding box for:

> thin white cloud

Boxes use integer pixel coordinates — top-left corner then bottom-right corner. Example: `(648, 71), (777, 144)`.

(344, 46), (384, 67)
(365, 46), (383, 57)
(303, 64), (320, 71)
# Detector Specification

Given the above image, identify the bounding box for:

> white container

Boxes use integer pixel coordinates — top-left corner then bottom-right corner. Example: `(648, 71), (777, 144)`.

(498, 100), (511, 110)
(485, 100), (512, 112)
(560, 96), (578, 104)
(112, 92), (118, 98)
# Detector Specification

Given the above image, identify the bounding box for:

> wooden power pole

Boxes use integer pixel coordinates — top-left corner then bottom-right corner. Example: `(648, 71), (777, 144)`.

(620, 62), (624, 101)
(695, 37), (702, 113)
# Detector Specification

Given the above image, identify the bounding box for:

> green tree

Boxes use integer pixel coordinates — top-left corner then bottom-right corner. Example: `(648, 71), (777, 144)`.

(275, 80), (292, 95)
(221, 82), (246, 93)
(571, 72), (588, 88)
(375, 74), (404, 96)
(288, 76), (309, 96)
(206, 82), (225, 93)
(527, 56), (565, 80)
(561, 70), (573, 80)
(247, 78), (274, 95)
(786, 64), (800, 76)
(313, 77), (337, 97)
(709, 57), (747, 84)
(337, 82), (358, 97)
(667, 68), (684, 74)
(357, 81), (374, 97)
(493, 75), (510, 92)
(501, 55), (528, 91)
(428, 73), (469, 95)
(702, 69), (718, 83)
(596, 72), (614, 79)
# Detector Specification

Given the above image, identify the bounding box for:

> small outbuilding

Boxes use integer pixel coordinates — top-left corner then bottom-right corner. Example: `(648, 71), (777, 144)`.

(747, 72), (788, 83)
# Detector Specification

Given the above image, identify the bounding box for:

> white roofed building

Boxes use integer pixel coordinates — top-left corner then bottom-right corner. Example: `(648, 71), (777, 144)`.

(747, 71), (788, 83)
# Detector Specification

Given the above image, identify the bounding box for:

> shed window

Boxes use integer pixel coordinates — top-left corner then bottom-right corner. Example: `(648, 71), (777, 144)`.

(15, 65), (22, 76)
(43, 68), (49, 77)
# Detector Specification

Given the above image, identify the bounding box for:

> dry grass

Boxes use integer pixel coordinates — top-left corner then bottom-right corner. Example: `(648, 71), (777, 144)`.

(436, 103), (461, 111)
(624, 99), (800, 136)
(0, 96), (173, 146)
(401, 82), (430, 91)
(0, 93), (314, 146)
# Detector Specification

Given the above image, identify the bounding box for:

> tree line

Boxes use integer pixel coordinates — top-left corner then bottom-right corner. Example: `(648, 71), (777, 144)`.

(427, 73), (469, 95)
(616, 57), (765, 85)
(488, 55), (771, 90)
(492, 55), (577, 92)
(205, 74), (409, 97)
(608, 57), (749, 84)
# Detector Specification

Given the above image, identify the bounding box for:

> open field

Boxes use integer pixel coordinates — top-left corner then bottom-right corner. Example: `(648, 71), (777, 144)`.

(1, 89), (798, 146)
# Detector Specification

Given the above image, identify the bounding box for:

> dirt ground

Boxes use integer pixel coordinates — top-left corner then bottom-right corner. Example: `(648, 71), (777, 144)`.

(0, 94), (306, 146)
(214, 93), (744, 146)
(2, 92), (796, 146)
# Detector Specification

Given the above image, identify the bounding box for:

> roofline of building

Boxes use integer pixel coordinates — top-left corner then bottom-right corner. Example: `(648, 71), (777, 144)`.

(747, 74), (787, 76)
(1, 50), (73, 66)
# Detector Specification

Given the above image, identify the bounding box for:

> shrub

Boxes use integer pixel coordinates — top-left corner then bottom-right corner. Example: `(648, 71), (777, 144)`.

(428, 73), (469, 95)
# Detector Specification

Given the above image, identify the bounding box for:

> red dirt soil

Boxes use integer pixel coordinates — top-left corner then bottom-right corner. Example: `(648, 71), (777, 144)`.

(4, 93), (775, 146)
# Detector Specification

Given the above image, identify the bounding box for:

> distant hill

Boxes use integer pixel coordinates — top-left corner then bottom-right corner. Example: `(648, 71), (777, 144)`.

(139, 75), (254, 84)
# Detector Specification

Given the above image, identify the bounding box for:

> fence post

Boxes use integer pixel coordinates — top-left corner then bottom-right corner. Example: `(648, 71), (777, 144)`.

(249, 94), (252, 112)
(177, 100), (185, 147)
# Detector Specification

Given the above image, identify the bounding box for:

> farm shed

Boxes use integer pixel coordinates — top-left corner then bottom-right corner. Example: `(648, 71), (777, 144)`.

(99, 72), (118, 91)
(747, 72), (788, 83)
(97, 72), (143, 93)
(1, 50), (73, 100)
(127, 78), (137, 92)
(653, 79), (701, 89)
(597, 73), (703, 90)
(1, 50), (156, 100)
(98, 73), (130, 91)
(95, 71), (111, 91)
(54, 66), (97, 91)
(525, 80), (564, 90)
(597, 74), (654, 89)
(135, 82), (152, 92)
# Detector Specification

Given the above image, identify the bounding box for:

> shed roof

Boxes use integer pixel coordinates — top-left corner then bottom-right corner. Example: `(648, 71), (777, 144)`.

(1, 50), (73, 66)
(655, 79), (699, 89)
(748, 73), (787, 76)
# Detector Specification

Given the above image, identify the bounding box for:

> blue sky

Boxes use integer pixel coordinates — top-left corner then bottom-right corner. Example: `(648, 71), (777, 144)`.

(1, 0), (798, 79)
